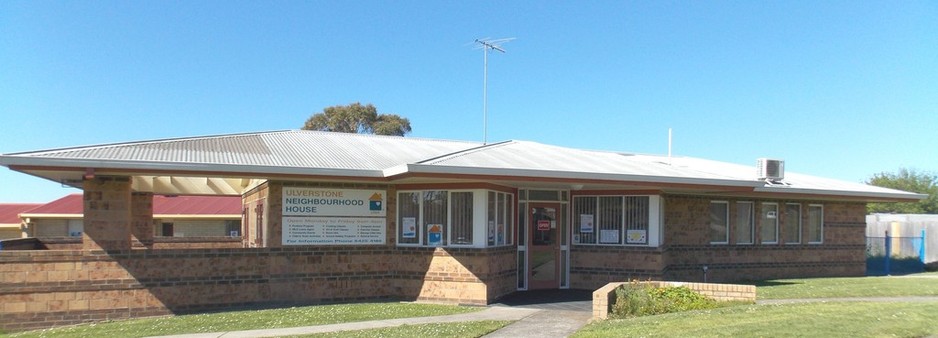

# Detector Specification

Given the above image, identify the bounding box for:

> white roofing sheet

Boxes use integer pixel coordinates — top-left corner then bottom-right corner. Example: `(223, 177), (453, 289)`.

(0, 130), (924, 200)
(8, 130), (482, 171)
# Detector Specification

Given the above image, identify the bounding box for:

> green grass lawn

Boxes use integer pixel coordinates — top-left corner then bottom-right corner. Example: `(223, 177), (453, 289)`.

(292, 320), (512, 338)
(574, 301), (938, 338)
(755, 274), (938, 299)
(7, 303), (482, 338)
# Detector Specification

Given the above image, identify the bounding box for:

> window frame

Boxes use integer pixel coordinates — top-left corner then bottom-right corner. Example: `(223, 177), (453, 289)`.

(396, 189), (513, 248)
(760, 202), (779, 244)
(807, 204), (824, 244)
(784, 203), (802, 245)
(709, 201), (730, 245)
(572, 195), (656, 247)
(735, 201), (755, 245)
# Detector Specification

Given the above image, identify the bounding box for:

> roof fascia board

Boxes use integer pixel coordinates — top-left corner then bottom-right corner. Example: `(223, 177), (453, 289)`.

(753, 186), (927, 202)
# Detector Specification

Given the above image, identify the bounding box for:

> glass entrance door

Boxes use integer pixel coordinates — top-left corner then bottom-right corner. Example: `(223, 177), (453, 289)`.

(528, 203), (560, 289)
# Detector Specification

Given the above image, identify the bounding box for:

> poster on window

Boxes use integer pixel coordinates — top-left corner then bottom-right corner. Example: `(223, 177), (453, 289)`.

(427, 224), (442, 246)
(402, 217), (417, 238)
(579, 214), (594, 233)
(627, 230), (647, 244)
(600, 229), (619, 244)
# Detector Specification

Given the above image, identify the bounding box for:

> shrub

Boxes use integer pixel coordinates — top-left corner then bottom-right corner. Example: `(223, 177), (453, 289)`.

(611, 282), (718, 318)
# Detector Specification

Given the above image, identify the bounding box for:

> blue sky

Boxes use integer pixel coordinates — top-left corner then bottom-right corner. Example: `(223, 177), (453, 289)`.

(1, 1), (937, 202)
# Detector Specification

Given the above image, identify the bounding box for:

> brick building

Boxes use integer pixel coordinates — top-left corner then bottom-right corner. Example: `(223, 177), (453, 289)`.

(0, 130), (923, 331)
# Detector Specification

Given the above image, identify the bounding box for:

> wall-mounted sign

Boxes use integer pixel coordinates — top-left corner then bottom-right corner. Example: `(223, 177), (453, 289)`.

(283, 217), (386, 245)
(282, 187), (386, 217)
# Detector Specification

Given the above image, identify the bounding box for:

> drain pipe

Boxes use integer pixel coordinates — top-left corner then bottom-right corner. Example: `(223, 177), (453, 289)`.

(702, 265), (708, 283)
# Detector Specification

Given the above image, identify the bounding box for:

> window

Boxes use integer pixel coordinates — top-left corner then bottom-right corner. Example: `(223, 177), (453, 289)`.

(161, 222), (174, 237)
(761, 203), (778, 244)
(574, 195), (652, 245)
(487, 191), (513, 246)
(225, 220), (241, 237)
(807, 205), (823, 244)
(784, 203), (801, 244)
(451, 192), (473, 245)
(709, 201), (729, 244)
(397, 190), (510, 247)
(735, 202), (754, 244)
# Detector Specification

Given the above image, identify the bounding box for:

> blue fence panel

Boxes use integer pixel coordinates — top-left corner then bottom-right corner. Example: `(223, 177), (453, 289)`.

(866, 231), (925, 276)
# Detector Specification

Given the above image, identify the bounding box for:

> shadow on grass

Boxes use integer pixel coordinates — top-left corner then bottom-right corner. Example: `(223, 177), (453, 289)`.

(740, 280), (801, 287)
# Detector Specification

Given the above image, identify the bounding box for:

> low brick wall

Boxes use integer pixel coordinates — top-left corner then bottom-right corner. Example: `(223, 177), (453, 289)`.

(592, 281), (756, 320)
(0, 246), (516, 332)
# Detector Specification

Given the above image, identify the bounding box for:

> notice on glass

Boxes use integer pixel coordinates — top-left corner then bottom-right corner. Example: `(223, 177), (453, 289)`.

(600, 229), (620, 244)
(579, 214), (594, 233)
(402, 217), (417, 238)
(283, 217), (386, 245)
(627, 230), (647, 244)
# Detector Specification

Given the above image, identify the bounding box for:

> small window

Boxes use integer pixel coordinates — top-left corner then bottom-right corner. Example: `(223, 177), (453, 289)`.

(761, 203), (779, 244)
(735, 202), (754, 244)
(161, 222), (174, 237)
(423, 191), (447, 246)
(784, 203), (801, 244)
(709, 201), (729, 244)
(225, 220), (241, 237)
(398, 192), (421, 245)
(807, 205), (823, 244)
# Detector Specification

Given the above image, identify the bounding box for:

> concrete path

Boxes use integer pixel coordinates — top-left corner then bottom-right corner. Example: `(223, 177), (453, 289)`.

(147, 306), (541, 338)
(482, 309), (591, 338)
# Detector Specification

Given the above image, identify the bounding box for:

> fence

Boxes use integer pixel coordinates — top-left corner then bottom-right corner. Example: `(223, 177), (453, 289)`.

(866, 230), (925, 275)
(866, 214), (938, 263)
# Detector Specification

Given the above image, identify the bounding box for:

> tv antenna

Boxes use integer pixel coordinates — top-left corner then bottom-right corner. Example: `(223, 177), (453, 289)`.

(474, 37), (514, 144)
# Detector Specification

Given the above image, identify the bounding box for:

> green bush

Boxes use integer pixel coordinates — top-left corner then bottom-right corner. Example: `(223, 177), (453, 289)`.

(611, 282), (718, 318)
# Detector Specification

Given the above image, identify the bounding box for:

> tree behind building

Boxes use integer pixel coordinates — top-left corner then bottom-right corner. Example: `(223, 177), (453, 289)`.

(302, 102), (412, 136)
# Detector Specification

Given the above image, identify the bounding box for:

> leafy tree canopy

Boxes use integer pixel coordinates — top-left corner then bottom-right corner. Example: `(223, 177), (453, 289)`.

(302, 102), (412, 136)
(866, 168), (938, 214)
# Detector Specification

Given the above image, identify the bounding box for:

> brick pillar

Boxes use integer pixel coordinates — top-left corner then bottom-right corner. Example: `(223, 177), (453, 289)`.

(131, 192), (154, 247)
(83, 176), (132, 252)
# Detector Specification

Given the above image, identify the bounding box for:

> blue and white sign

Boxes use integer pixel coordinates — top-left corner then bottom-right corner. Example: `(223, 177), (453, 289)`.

(282, 187), (386, 217)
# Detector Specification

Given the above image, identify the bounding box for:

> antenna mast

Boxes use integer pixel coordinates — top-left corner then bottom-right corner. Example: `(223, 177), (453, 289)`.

(474, 37), (514, 144)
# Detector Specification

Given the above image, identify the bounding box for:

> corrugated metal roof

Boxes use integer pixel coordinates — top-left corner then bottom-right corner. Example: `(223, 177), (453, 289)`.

(0, 130), (924, 201)
(22, 194), (241, 216)
(0, 204), (42, 224)
(14, 130), (482, 171)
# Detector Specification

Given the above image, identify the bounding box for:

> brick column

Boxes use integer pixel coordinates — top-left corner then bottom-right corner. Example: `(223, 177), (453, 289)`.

(131, 192), (154, 247)
(82, 176), (132, 252)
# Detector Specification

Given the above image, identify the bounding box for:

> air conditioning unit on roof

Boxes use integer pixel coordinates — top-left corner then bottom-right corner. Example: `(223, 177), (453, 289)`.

(757, 158), (785, 181)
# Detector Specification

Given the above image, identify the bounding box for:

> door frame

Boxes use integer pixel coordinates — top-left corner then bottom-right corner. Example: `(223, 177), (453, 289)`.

(527, 202), (562, 290)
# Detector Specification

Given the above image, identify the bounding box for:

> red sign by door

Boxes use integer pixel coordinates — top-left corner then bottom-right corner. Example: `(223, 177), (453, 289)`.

(537, 220), (550, 231)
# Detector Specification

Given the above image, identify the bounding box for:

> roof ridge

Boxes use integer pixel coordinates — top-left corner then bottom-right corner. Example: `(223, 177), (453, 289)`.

(417, 140), (515, 164)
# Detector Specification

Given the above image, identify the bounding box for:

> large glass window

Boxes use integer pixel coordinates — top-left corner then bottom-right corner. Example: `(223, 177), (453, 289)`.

(574, 195), (651, 246)
(784, 203), (801, 244)
(761, 203), (779, 244)
(709, 201), (729, 244)
(807, 205), (824, 244)
(398, 190), (511, 247)
(735, 202), (754, 244)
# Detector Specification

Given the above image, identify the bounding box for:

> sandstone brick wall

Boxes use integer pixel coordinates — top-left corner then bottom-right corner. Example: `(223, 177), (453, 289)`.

(0, 244), (515, 332)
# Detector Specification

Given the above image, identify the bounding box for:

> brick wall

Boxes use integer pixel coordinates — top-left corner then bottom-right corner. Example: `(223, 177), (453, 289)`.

(570, 246), (665, 290)
(662, 196), (867, 282)
(591, 281), (756, 320)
